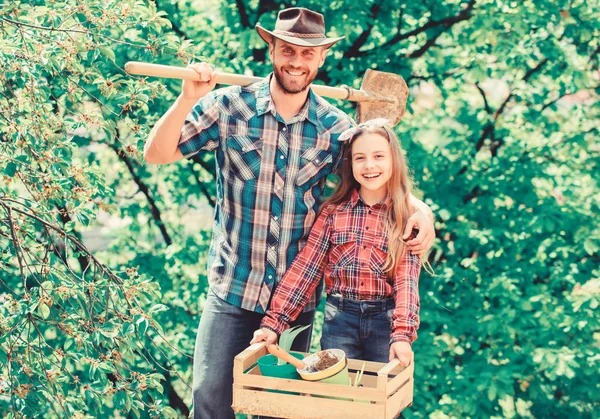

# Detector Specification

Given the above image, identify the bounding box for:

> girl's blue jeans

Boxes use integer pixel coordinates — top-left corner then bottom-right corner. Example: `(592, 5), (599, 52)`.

(320, 294), (395, 363)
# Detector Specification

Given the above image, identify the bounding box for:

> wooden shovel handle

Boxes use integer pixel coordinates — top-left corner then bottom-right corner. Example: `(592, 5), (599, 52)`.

(124, 61), (383, 102)
(125, 62), (262, 87)
(267, 344), (306, 370)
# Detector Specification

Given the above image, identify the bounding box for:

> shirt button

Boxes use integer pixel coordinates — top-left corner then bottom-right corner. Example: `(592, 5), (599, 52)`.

(268, 275), (273, 279)
(363, 245), (367, 249)
(280, 155), (284, 160)
(361, 262), (365, 267)
(282, 127), (287, 131)
(366, 226), (369, 230)
(273, 216), (279, 221)
(361, 282), (364, 286)
(315, 159), (320, 163)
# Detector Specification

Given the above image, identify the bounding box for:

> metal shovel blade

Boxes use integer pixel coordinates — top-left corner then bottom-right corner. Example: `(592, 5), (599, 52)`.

(356, 69), (409, 126)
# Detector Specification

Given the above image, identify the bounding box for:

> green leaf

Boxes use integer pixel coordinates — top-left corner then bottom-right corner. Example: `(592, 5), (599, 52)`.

(38, 303), (50, 319)
(584, 238), (599, 256)
(113, 390), (128, 410)
(4, 162), (17, 177)
(100, 46), (116, 62)
(136, 318), (148, 336)
(149, 303), (169, 314)
(40, 281), (53, 290)
(162, 407), (178, 419)
(276, 324), (310, 366)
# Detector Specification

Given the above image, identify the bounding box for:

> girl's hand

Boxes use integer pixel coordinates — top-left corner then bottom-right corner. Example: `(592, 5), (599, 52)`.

(250, 328), (278, 345)
(389, 341), (412, 366)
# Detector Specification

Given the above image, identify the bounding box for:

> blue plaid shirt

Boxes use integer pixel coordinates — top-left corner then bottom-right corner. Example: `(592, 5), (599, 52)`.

(178, 75), (354, 313)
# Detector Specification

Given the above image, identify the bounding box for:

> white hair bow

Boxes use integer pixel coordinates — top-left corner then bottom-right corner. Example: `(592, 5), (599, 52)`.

(338, 118), (392, 142)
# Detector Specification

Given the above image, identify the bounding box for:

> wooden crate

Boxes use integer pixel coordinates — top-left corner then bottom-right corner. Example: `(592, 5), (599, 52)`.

(233, 343), (413, 419)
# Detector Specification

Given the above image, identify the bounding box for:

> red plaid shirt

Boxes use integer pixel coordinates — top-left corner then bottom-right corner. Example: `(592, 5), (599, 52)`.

(262, 189), (421, 344)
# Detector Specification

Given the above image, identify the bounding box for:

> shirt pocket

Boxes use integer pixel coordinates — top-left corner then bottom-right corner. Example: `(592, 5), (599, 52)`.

(370, 240), (389, 277)
(296, 147), (333, 186)
(329, 230), (358, 267)
(226, 135), (263, 181)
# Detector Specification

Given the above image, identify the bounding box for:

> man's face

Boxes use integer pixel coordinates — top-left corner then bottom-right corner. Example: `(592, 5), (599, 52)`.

(269, 40), (328, 94)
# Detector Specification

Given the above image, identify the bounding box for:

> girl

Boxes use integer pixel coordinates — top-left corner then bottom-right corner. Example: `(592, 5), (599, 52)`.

(251, 119), (421, 365)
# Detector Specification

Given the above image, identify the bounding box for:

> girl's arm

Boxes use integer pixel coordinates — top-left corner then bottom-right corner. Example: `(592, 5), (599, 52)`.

(259, 205), (335, 336)
(390, 250), (422, 345)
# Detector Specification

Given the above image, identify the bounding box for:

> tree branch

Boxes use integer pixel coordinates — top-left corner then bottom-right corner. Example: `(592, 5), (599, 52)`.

(163, 364), (190, 416)
(0, 17), (146, 49)
(355, 0), (476, 57)
(473, 58), (549, 154)
(494, 58), (549, 120)
(409, 32), (443, 59)
(345, 4), (381, 57)
(0, 200), (123, 284)
(475, 83), (492, 114)
(154, 0), (190, 40)
(108, 143), (173, 247)
(190, 155), (217, 182)
(4, 206), (27, 292)
(188, 163), (216, 207)
(55, 204), (91, 273)
(234, 0), (251, 28)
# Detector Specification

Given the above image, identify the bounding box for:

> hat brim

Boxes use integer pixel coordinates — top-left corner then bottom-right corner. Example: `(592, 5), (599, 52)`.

(256, 25), (344, 48)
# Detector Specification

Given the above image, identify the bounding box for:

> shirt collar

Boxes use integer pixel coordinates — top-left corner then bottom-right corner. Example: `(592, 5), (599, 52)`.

(256, 75), (275, 117)
(348, 189), (390, 210)
(256, 73), (320, 126)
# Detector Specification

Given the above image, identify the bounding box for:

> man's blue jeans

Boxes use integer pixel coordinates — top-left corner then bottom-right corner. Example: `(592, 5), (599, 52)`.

(320, 294), (394, 363)
(191, 288), (315, 419)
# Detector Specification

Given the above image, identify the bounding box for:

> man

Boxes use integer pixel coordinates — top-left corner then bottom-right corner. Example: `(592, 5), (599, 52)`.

(144, 7), (435, 419)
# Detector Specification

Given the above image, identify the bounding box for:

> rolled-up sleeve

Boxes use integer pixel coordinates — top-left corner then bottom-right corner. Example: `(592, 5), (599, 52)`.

(178, 91), (221, 158)
(390, 250), (421, 344)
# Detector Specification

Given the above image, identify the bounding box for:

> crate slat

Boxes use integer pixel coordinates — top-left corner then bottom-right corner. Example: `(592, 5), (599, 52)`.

(236, 373), (385, 401)
(347, 358), (393, 373)
(385, 377), (413, 419)
(233, 386), (386, 419)
(234, 343), (268, 374)
(386, 361), (414, 397)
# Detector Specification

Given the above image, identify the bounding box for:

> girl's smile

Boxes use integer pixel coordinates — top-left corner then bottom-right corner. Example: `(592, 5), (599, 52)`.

(351, 133), (393, 205)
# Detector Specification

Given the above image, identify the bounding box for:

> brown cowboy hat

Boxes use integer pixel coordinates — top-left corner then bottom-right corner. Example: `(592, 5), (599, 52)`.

(256, 7), (344, 48)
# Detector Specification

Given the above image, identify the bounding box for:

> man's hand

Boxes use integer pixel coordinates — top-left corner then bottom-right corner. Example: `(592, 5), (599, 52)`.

(182, 63), (218, 101)
(250, 328), (278, 345)
(389, 341), (412, 366)
(403, 207), (435, 257)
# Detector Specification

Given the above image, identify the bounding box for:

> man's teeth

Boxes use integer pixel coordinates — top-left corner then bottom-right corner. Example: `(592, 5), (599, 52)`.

(287, 71), (304, 76)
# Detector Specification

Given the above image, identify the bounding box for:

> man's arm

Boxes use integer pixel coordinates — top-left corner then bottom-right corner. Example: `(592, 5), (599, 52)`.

(403, 194), (436, 256)
(143, 63), (217, 165)
(409, 194), (434, 223)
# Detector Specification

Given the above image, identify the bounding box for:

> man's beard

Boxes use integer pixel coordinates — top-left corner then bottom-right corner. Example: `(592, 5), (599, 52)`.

(273, 65), (317, 94)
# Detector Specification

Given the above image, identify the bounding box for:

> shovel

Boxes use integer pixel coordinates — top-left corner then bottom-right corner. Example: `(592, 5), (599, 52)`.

(124, 62), (408, 125)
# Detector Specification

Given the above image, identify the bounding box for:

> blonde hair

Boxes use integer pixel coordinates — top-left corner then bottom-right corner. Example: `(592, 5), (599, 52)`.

(324, 122), (413, 277)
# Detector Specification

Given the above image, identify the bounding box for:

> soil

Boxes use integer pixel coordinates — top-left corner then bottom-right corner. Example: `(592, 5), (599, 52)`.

(313, 350), (339, 371)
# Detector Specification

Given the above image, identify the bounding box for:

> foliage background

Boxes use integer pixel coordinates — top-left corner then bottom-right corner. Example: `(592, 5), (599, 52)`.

(0, 0), (598, 418)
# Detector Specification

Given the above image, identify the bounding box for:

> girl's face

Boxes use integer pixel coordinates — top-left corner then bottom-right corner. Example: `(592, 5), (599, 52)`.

(351, 133), (393, 204)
